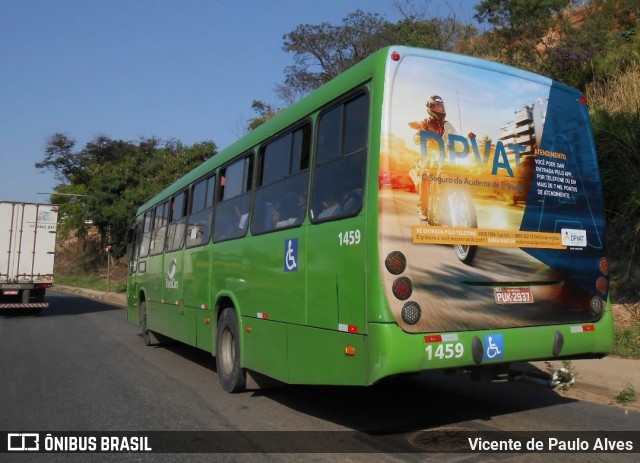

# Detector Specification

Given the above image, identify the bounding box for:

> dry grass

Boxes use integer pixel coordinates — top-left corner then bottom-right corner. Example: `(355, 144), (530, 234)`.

(586, 62), (640, 113)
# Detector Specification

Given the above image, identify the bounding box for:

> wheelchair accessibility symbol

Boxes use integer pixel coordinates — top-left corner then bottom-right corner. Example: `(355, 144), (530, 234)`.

(284, 238), (298, 272)
(483, 334), (504, 361)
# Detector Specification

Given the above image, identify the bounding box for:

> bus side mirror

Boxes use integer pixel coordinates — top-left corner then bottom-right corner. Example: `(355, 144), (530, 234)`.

(126, 228), (135, 243)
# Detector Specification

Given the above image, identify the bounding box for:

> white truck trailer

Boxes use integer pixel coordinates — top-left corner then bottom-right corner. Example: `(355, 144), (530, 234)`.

(0, 201), (58, 311)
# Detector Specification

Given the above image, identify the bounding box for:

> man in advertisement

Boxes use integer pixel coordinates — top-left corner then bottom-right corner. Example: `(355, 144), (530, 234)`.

(408, 95), (457, 223)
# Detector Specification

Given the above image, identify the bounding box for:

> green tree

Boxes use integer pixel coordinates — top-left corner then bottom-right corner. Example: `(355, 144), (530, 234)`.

(282, 10), (393, 93)
(37, 135), (217, 258)
(35, 133), (79, 183)
(282, 7), (478, 95)
(473, 0), (573, 68)
(246, 100), (279, 131)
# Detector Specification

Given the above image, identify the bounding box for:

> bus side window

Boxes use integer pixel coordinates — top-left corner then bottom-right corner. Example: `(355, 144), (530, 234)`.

(311, 92), (369, 222)
(127, 225), (139, 273)
(139, 210), (153, 258)
(213, 155), (252, 242)
(252, 124), (310, 234)
(166, 189), (189, 252)
(149, 201), (169, 255)
(186, 174), (215, 248)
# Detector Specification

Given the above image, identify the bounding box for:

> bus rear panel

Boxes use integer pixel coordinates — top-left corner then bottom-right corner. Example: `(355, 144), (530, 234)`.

(373, 47), (611, 382)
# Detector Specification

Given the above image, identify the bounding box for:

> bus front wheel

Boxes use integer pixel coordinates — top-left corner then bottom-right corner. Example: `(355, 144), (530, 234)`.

(140, 301), (152, 346)
(140, 301), (167, 346)
(216, 308), (246, 393)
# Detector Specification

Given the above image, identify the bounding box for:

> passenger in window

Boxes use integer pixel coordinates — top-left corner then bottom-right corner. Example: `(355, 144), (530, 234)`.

(272, 193), (306, 228)
(318, 194), (340, 219)
(294, 193), (307, 224)
(237, 205), (249, 230)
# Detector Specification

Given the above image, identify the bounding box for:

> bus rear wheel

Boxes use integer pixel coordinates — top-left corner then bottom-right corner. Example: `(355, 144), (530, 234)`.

(216, 308), (246, 393)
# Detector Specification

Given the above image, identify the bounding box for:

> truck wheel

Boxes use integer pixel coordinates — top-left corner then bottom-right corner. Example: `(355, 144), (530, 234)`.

(32, 288), (45, 303)
(216, 308), (246, 393)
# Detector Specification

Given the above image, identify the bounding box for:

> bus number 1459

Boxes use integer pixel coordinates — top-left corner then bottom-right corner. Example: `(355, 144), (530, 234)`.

(339, 230), (361, 246)
(425, 343), (464, 360)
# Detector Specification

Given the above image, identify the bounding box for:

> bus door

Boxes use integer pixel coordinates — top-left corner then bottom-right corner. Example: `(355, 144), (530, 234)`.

(182, 174), (215, 351)
(162, 190), (191, 344)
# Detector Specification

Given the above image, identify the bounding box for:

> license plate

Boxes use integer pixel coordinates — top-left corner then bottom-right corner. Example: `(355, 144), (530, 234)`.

(493, 287), (534, 304)
(3, 290), (18, 296)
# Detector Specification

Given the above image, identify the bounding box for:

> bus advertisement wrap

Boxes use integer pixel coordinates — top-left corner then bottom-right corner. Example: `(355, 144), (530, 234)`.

(379, 49), (607, 333)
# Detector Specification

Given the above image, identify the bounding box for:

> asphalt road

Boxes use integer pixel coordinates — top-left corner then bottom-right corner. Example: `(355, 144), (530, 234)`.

(1, 291), (639, 462)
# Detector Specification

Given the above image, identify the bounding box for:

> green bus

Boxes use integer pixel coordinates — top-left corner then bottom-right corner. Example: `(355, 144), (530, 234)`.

(126, 46), (613, 392)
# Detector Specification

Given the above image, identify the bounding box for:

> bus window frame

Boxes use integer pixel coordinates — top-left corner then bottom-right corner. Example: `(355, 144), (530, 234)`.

(310, 88), (370, 224)
(251, 121), (311, 235)
(166, 188), (189, 253)
(186, 173), (216, 249)
(212, 153), (254, 243)
(149, 201), (169, 256)
(138, 209), (153, 258)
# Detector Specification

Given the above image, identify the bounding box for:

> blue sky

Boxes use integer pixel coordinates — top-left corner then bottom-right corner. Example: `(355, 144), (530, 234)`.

(1, 0), (479, 203)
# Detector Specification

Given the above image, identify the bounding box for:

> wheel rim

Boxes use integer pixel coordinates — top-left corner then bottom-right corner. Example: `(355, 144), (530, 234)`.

(220, 327), (235, 375)
(456, 245), (470, 259)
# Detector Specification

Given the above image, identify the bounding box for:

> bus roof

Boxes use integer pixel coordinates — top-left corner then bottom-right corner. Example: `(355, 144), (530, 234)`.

(136, 45), (580, 216)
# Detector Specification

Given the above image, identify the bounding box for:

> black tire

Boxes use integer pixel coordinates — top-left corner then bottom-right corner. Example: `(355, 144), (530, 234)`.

(455, 243), (477, 264)
(216, 308), (246, 393)
(140, 301), (153, 346)
(31, 288), (46, 303)
(449, 191), (478, 265)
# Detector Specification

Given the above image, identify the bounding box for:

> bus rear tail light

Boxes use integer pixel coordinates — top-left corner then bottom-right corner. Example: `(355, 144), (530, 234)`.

(385, 251), (406, 275)
(591, 256), (608, 317)
(392, 277), (413, 300)
(595, 276), (608, 295)
(401, 301), (421, 325)
(598, 257), (609, 275)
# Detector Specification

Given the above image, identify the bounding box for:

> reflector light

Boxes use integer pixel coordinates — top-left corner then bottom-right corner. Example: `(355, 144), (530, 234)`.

(385, 251), (407, 275)
(338, 324), (359, 333)
(344, 346), (356, 356)
(391, 51), (400, 61)
(579, 95), (588, 105)
(392, 277), (412, 300)
(257, 312), (269, 319)
(595, 276), (608, 295)
(401, 301), (421, 325)
(424, 333), (459, 343)
(599, 257), (609, 275)
(570, 324), (596, 333)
